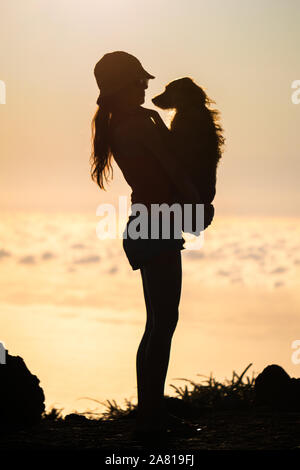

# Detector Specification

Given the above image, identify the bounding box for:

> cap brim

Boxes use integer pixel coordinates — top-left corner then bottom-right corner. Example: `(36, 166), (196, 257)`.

(143, 70), (155, 79)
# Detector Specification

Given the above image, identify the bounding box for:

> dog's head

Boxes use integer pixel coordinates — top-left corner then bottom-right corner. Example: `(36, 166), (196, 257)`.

(152, 77), (207, 110)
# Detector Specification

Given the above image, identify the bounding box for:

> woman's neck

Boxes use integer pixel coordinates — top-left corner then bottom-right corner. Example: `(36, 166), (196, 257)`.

(111, 105), (142, 128)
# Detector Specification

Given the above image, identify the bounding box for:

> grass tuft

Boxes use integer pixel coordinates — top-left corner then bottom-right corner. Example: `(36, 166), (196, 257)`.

(41, 364), (257, 422)
(169, 363), (256, 412)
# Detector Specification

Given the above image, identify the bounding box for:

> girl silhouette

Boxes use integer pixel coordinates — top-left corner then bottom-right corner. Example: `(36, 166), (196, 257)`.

(91, 51), (200, 442)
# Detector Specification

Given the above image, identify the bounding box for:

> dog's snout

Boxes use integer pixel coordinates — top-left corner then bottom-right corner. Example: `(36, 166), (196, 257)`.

(152, 95), (160, 104)
(152, 92), (170, 109)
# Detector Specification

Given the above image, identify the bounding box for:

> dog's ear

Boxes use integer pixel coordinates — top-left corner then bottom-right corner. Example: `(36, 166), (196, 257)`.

(179, 78), (207, 106)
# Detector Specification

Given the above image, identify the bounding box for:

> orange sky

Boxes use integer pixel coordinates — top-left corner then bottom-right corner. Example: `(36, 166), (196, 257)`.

(0, 0), (300, 215)
(1, 211), (299, 415)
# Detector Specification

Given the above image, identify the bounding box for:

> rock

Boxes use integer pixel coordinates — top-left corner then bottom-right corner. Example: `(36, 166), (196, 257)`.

(64, 413), (89, 424)
(254, 364), (300, 410)
(0, 349), (45, 429)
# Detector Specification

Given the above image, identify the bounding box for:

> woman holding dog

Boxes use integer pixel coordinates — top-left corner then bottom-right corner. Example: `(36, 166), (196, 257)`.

(91, 51), (201, 442)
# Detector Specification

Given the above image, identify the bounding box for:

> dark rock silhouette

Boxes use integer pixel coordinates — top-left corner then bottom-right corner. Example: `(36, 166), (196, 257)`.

(0, 349), (45, 429)
(64, 413), (89, 424)
(254, 364), (300, 410)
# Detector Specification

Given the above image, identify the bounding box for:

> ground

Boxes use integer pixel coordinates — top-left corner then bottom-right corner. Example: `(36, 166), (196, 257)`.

(1, 408), (300, 451)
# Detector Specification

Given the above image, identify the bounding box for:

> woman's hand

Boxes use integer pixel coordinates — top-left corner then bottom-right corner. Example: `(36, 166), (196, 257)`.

(142, 108), (170, 133)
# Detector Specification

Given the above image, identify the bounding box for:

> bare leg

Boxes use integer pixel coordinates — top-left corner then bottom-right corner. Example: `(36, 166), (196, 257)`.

(136, 248), (182, 431)
(136, 267), (154, 409)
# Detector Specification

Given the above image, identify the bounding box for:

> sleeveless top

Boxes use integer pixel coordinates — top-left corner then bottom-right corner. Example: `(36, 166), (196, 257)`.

(110, 108), (180, 209)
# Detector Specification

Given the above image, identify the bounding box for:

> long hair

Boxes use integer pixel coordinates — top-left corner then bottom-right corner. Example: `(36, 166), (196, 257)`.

(169, 78), (225, 168)
(195, 86), (225, 168)
(90, 94), (118, 190)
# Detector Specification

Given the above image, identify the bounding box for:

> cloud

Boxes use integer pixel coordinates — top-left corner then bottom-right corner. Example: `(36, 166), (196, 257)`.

(18, 255), (36, 264)
(274, 281), (285, 288)
(216, 269), (231, 277)
(184, 251), (205, 259)
(106, 265), (118, 275)
(0, 249), (11, 259)
(67, 267), (76, 272)
(237, 251), (266, 262)
(231, 277), (243, 284)
(41, 251), (55, 260)
(73, 255), (101, 264)
(270, 266), (288, 274)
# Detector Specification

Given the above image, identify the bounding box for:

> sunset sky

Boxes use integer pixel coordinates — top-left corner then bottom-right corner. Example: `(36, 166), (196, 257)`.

(0, 1), (300, 416)
(0, 0), (299, 215)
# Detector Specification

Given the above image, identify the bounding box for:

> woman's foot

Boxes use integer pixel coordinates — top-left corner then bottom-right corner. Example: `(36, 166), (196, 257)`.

(162, 412), (203, 437)
(135, 406), (165, 432)
(131, 408), (169, 444)
(131, 425), (168, 445)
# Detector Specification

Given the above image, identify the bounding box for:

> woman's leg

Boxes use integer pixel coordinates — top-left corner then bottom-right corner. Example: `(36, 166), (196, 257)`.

(136, 266), (154, 409)
(136, 248), (182, 430)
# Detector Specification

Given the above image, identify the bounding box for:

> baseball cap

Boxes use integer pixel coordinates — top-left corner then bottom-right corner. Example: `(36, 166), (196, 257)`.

(94, 51), (155, 102)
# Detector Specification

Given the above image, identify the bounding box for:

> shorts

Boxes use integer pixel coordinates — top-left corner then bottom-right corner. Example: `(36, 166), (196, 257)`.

(122, 210), (186, 271)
